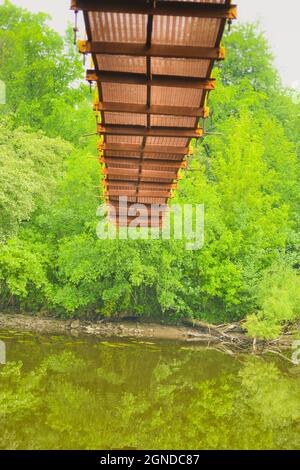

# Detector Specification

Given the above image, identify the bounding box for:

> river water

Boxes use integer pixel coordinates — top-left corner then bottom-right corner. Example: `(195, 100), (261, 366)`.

(0, 329), (300, 450)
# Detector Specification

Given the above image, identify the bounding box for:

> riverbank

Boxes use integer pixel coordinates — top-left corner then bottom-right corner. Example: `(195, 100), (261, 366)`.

(1, 312), (299, 355)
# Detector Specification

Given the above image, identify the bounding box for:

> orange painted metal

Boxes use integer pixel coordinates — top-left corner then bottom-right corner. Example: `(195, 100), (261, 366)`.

(71, 0), (236, 226)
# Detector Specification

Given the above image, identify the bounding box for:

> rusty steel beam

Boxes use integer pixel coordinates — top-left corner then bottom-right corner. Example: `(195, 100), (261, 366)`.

(97, 124), (203, 139)
(107, 180), (176, 190)
(94, 102), (208, 118)
(104, 168), (177, 178)
(79, 41), (225, 60)
(111, 206), (168, 216)
(71, 1), (237, 20)
(99, 143), (191, 155)
(104, 174), (180, 185)
(103, 157), (186, 169)
(87, 70), (216, 90)
(107, 189), (171, 198)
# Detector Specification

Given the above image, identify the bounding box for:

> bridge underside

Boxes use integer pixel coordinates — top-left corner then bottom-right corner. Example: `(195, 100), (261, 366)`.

(71, 0), (236, 227)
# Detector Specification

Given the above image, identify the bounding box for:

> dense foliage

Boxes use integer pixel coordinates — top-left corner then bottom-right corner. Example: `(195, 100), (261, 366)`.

(0, 0), (94, 142)
(0, 2), (299, 339)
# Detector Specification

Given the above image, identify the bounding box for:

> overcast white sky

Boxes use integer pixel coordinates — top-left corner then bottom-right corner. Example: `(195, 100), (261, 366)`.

(1, 0), (299, 86)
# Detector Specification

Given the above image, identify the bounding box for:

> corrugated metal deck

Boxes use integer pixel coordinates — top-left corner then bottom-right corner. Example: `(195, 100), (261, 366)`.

(71, 0), (237, 226)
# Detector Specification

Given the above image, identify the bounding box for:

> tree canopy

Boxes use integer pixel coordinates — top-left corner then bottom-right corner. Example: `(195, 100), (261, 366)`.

(0, 0), (94, 142)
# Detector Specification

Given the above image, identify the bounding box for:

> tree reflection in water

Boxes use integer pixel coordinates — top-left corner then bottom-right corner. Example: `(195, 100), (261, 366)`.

(0, 332), (300, 450)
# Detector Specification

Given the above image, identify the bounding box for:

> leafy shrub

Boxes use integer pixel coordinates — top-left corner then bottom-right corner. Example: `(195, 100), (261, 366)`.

(245, 264), (300, 340)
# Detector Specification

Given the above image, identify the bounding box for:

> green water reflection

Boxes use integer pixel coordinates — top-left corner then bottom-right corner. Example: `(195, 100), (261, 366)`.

(0, 329), (300, 450)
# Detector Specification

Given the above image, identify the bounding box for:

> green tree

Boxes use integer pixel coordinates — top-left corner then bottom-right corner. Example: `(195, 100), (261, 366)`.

(0, 1), (94, 142)
(245, 263), (300, 340)
(0, 119), (71, 240)
(219, 23), (280, 91)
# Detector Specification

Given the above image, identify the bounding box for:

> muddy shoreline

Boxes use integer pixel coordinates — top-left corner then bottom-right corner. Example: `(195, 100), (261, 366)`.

(1, 312), (299, 356)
